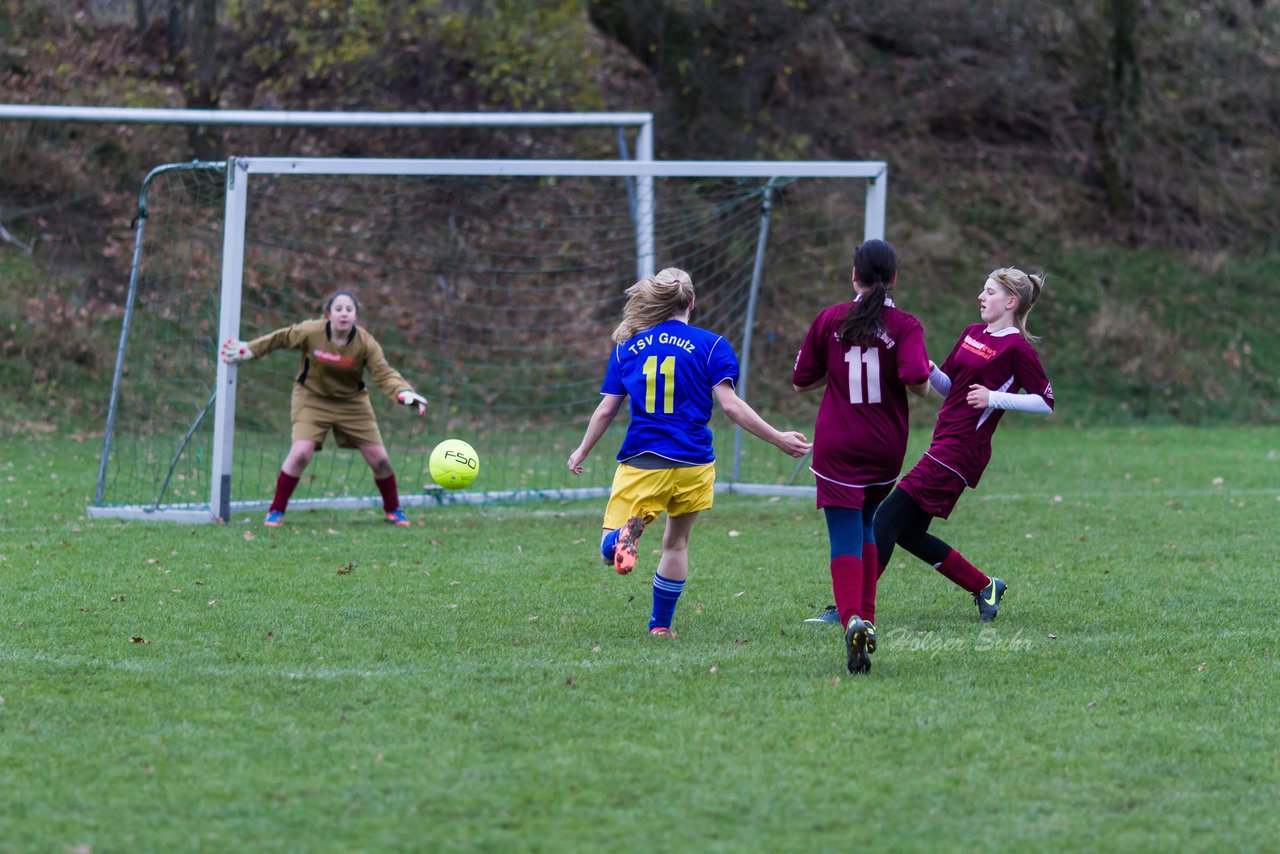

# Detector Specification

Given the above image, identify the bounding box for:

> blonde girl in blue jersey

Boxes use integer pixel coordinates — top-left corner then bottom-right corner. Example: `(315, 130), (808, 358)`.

(567, 268), (811, 637)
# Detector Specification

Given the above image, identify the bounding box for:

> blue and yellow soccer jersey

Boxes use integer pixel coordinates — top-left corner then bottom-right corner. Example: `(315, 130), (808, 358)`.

(601, 319), (739, 465)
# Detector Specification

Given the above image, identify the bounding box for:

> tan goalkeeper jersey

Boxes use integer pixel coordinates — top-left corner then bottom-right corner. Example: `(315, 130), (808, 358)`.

(247, 319), (416, 402)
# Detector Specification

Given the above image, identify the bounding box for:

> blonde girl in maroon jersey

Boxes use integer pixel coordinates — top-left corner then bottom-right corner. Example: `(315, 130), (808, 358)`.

(874, 268), (1054, 622)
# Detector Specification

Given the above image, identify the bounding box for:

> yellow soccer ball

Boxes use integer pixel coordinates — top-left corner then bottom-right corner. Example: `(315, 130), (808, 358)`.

(429, 439), (479, 489)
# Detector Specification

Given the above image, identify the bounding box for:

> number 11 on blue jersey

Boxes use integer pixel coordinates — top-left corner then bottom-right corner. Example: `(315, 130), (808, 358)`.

(643, 355), (676, 413)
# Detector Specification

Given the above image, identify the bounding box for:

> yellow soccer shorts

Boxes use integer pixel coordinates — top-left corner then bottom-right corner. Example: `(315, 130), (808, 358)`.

(290, 386), (384, 450)
(602, 462), (716, 530)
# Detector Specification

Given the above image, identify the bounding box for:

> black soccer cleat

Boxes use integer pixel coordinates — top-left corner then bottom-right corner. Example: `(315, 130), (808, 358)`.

(974, 577), (1007, 622)
(845, 617), (873, 674)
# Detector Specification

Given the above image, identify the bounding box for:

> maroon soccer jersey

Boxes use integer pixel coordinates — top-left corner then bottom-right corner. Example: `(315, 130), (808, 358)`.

(926, 323), (1054, 487)
(793, 297), (929, 488)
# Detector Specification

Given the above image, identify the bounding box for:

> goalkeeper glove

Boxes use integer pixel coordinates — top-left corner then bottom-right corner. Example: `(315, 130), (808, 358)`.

(221, 338), (254, 364)
(398, 390), (428, 416)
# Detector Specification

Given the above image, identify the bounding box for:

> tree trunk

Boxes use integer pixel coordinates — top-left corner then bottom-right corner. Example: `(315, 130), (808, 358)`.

(167, 0), (183, 58)
(1097, 0), (1141, 219)
(185, 0), (222, 161)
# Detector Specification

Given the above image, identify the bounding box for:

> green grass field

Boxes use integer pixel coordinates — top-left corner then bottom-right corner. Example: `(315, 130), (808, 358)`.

(1, 425), (1276, 852)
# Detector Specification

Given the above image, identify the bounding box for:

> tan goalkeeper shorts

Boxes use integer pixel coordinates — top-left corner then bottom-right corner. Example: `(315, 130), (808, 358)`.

(290, 386), (384, 450)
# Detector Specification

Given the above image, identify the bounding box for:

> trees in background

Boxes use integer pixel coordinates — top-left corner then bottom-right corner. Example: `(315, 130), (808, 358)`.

(2, 0), (1279, 424)
(2, 0), (1279, 250)
(587, 0), (1280, 249)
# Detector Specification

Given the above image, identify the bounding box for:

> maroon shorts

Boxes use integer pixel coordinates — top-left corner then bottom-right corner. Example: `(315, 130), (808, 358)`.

(896, 456), (967, 519)
(815, 473), (893, 512)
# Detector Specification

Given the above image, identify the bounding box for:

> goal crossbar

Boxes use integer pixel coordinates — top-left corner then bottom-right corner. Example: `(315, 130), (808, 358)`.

(231, 157), (886, 178)
(0, 104), (655, 129)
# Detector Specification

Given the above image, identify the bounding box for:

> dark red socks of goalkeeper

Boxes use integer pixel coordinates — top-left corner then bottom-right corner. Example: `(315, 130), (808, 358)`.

(375, 474), (400, 513)
(830, 554), (865, 628)
(935, 549), (989, 594)
(861, 543), (880, 625)
(270, 471), (300, 514)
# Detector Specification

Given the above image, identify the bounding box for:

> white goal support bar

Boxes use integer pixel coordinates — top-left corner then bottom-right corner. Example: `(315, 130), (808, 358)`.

(0, 104), (656, 130)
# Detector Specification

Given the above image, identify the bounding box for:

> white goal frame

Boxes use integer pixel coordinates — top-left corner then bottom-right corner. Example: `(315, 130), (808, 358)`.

(88, 155), (888, 522)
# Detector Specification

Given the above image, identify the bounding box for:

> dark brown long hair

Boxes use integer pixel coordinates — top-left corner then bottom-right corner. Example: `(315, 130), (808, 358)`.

(323, 290), (362, 317)
(838, 239), (898, 346)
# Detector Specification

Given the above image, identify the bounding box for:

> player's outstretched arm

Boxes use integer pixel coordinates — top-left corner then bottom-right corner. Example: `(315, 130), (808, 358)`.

(224, 324), (306, 364)
(712, 383), (811, 458)
(567, 394), (624, 474)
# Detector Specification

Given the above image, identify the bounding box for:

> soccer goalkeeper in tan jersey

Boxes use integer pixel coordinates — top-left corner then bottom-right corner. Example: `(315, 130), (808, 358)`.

(221, 290), (428, 527)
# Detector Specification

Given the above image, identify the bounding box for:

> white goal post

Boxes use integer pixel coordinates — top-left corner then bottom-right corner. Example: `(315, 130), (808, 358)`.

(88, 155), (887, 523)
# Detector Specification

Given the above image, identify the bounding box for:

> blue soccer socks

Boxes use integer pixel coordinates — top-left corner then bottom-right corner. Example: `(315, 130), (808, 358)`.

(649, 572), (686, 632)
(600, 527), (621, 563)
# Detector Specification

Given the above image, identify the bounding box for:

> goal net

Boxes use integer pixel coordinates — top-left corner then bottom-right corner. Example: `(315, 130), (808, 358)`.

(89, 157), (887, 522)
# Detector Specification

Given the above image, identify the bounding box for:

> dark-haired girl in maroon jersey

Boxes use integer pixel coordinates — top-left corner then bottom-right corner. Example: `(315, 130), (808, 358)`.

(793, 239), (931, 673)
(874, 267), (1055, 623)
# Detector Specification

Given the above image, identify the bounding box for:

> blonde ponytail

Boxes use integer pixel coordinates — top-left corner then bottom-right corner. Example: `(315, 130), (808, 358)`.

(988, 267), (1045, 342)
(611, 267), (696, 343)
